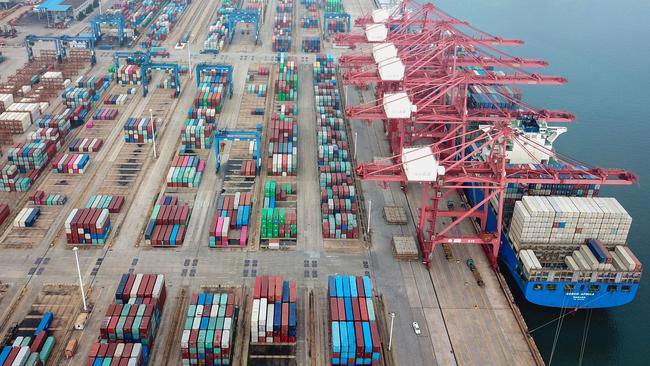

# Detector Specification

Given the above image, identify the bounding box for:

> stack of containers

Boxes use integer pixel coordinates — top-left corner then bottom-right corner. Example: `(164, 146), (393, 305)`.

(143, 195), (191, 247)
(114, 273), (167, 310)
(158, 72), (179, 91)
(65, 208), (111, 245)
(12, 207), (40, 228)
(0, 94), (13, 111)
(301, 15), (318, 28)
(85, 194), (125, 213)
(62, 88), (92, 108)
(182, 118), (214, 149)
(0, 111), (32, 133)
(0, 312), (56, 366)
(180, 292), (237, 365)
(36, 113), (71, 138)
(203, 15), (229, 53)
(51, 152), (90, 174)
(166, 153), (205, 188)
(261, 181), (297, 239)
(195, 71), (227, 114)
(69, 137), (104, 152)
(0, 164), (33, 192)
(268, 105), (298, 176)
(7, 141), (57, 172)
(468, 85), (517, 110)
(209, 192), (252, 247)
(313, 54), (359, 239)
(251, 276), (297, 344)
(124, 117), (156, 143)
(273, 0), (293, 52)
(100, 301), (161, 347)
(246, 69), (268, 100)
(275, 53), (298, 101)
(240, 160), (257, 176)
(302, 36), (321, 52)
(187, 66), (230, 125)
(76, 74), (112, 89)
(86, 344), (146, 366)
(92, 108), (119, 120)
(328, 275), (381, 365)
(104, 92), (135, 105)
(150, 47), (170, 58)
(142, 1), (188, 48)
(509, 196), (632, 245)
(30, 191), (67, 206)
(87, 273), (167, 366)
(5, 103), (41, 124)
(325, 16), (350, 33)
(28, 128), (63, 146)
(323, 0), (343, 12)
(116, 64), (145, 85)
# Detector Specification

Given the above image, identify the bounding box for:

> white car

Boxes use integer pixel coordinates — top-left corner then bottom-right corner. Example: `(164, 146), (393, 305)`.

(412, 321), (421, 335)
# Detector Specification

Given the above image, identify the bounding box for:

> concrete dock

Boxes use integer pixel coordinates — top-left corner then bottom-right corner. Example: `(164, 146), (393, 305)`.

(0, 0), (543, 364)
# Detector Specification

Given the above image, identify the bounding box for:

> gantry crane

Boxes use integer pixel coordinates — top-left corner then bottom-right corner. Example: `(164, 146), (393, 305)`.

(113, 51), (182, 97)
(91, 14), (126, 46)
(341, 1), (638, 268)
(26, 34), (96, 65)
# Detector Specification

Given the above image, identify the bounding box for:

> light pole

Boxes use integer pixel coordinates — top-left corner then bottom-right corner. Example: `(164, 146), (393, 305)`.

(150, 108), (157, 159)
(187, 42), (192, 76)
(73, 247), (88, 312)
(388, 312), (395, 351)
(367, 200), (372, 234)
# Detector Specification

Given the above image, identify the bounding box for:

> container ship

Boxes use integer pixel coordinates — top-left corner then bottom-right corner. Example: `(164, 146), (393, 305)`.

(462, 95), (642, 308)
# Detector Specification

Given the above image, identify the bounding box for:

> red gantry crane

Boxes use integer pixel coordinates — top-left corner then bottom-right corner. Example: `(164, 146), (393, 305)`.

(341, 1), (637, 268)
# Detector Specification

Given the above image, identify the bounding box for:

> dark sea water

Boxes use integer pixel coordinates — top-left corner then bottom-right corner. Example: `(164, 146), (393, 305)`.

(432, 1), (650, 365)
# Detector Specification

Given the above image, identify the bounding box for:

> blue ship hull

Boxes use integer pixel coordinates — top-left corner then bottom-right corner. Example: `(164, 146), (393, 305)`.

(464, 187), (640, 309)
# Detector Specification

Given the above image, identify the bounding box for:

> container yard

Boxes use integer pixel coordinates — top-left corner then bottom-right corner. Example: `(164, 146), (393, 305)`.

(0, 0), (642, 365)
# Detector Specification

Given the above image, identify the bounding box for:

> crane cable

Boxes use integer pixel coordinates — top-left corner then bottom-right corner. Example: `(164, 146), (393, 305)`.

(548, 296), (568, 366)
(578, 309), (593, 366)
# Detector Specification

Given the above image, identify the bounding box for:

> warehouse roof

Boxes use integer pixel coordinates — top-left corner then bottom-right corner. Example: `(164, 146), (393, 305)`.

(36, 0), (72, 12)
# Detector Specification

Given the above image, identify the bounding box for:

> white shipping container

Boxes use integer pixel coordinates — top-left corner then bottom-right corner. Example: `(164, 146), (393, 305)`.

(152, 274), (164, 298)
(12, 346), (30, 366)
(266, 303), (274, 335)
(565, 255), (580, 271)
(614, 246), (635, 271)
(259, 298), (267, 332)
(222, 330), (231, 349)
(115, 342), (125, 358)
(12, 336), (23, 347)
(251, 298), (260, 342)
(131, 273), (143, 298)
